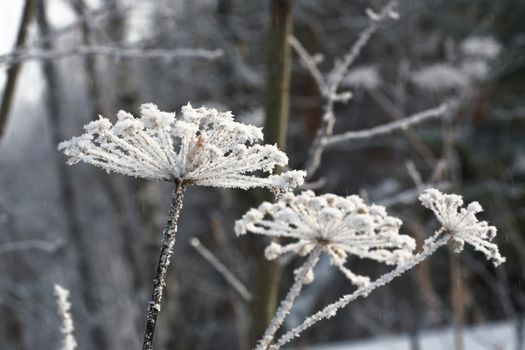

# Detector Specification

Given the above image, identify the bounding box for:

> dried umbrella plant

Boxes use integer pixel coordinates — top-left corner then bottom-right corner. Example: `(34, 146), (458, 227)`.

(58, 103), (306, 350)
(236, 188), (505, 350)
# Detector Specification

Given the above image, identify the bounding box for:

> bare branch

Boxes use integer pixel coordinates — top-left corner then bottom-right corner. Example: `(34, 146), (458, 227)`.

(299, 0), (400, 179)
(323, 103), (448, 146)
(0, 46), (223, 66)
(191, 238), (253, 302)
(0, 238), (63, 256)
(288, 36), (326, 94)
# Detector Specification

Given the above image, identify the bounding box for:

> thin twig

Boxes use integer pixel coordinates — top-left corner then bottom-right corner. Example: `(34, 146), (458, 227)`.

(0, 239), (63, 256)
(296, 0), (400, 179)
(323, 103), (448, 146)
(0, 46), (223, 66)
(288, 36), (326, 95)
(271, 235), (450, 349)
(190, 238), (253, 302)
(143, 182), (186, 350)
(255, 246), (322, 350)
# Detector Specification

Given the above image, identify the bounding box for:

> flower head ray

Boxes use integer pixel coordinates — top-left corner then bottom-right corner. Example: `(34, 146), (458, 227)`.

(419, 188), (505, 266)
(235, 191), (416, 286)
(58, 103), (305, 192)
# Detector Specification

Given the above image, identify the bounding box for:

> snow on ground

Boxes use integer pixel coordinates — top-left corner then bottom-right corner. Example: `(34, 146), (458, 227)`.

(299, 321), (521, 350)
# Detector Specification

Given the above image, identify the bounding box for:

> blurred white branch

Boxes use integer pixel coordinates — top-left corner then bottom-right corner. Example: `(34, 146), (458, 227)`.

(291, 0), (401, 179)
(0, 238), (63, 256)
(0, 46), (223, 66)
(323, 103), (448, 146)
(190, 238), (252, 302)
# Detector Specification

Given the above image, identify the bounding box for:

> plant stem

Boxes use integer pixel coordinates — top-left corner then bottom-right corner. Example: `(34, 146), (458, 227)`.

(272, 235), (450, 349)
(252, 0), (295, 343)
(256, 246), (322, 350)
(142, 182), (186, 350)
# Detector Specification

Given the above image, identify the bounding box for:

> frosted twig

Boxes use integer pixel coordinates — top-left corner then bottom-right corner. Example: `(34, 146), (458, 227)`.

(143, 183), (186, 350)
(0, 2), (133, 66)
(405, 160), (424, 191)
(323, 103), (448, 146)
(255, 246), (322, 350)
(0, 46), (223, 66)
(54, 284), (77, 350)
(0, 238), (63, 255)
(288, 37), (326, 95)
(271, 235), (450, 349)
(190, 238), (253, 302)
(297, 0), (400, 179)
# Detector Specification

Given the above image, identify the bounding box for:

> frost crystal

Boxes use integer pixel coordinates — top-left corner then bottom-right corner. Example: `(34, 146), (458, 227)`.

(235, 191), (416, 286)
(419, 188), (505, 266)
(54, 284), (77, 350)
(58, 103), (305, 191)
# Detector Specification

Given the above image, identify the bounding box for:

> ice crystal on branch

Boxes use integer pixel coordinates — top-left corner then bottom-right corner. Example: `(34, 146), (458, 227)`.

(419, 188), (505, 266)
(235, 191), (416, 286)
(58, 103), (305, 191)
(54, 284), (77, 350)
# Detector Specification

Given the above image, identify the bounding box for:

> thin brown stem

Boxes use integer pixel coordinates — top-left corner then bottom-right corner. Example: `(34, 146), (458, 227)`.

(142, 182), (186, 350)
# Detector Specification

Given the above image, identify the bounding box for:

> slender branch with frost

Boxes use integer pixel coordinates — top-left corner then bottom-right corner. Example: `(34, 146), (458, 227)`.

(0, 238), (63, 256)
(323, 103), (448, 146)
(255, 246), (322, 350)
(190, 237), (253, 302)
(58, 103), (305, 350)
(271, 233), (449, 349)
(295, 0), (401, 179)
(0, 46), (223, 66)
(54, 284), (77, 350)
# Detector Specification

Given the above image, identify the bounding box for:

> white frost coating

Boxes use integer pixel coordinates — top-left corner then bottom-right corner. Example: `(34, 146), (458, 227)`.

(54, 284), (77, 350)
(461, 36), (502, 60)
(235, 191), (416, 286)
(58, 103), (305, 191)
(419, 188), (505, 266)
(411, 63), (469, 92)
(272, 235), (451, 350)
(342, 65), (382, 90)
(255, 247), (322, 350)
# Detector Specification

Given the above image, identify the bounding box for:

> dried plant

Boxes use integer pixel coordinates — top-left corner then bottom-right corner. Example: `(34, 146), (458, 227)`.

(58, 103), (305, 350)
(237, 188), (505, 349)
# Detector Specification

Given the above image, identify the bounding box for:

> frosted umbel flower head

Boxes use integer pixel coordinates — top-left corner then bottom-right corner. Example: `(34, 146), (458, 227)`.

(236, 191), (416, 286)
(419, 188), (505, 266)
(58, 103), (305, 191)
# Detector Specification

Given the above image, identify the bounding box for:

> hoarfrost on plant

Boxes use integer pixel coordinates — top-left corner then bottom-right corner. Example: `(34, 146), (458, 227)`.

(235, 191), (416, 286)
(58, 103), (305, 191)
(419, 188), (505, 266)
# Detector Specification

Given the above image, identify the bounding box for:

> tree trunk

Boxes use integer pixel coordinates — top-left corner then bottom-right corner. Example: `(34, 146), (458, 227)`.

(250, 0), (294, 345)
(0, 0), (37, 142)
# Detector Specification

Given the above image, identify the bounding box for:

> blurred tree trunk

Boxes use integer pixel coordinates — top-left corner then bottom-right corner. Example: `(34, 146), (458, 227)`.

(70, 0), (149, 343)
(0, 0), (37, 142)
(36, 1), (108, 348)
(250, 0), (294, 345)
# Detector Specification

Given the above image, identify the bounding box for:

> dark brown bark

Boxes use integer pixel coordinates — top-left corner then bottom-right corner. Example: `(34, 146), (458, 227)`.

(143, 183), (186, 350)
